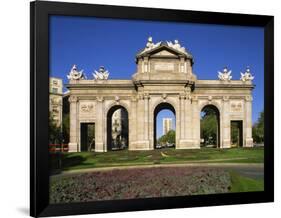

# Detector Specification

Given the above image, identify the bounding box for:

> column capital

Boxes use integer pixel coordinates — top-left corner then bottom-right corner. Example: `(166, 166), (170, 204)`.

(185, 86), (191, 93)
(137, 94), (144, 100)
(144, 93), (150, 100)
(186, 94), (192, 101)
(115, 96), (120, 104)
(222, 96), (229, 102)
(179, 94), (186, 100)
(245, 95), (253, 102)
(68, 95), (78, 103)
(131, 96), (138, 102)
(96, 96), (104, 102)
(191, 95), (198, 102)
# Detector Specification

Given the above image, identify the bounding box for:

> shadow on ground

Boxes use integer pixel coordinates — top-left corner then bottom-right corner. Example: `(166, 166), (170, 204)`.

(17, 207), (29, 216)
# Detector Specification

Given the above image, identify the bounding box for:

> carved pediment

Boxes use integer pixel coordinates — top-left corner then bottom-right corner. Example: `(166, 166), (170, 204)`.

(139, 44), (187, 58)
(150, 49), (178, 57)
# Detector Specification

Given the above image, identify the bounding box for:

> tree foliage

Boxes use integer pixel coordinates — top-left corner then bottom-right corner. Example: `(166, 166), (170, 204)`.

(49, 112), (62, 144)
(231, 122), (239, 146)
(157, 130), (175, 145)
(252, 111), (264, 143)
(200, 108), (218, 146)
(62, 113), (70, 143)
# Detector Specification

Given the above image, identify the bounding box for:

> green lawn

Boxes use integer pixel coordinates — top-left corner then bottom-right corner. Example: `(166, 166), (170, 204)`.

(229, 171), (264, 192)
(51, 147), (264, 171)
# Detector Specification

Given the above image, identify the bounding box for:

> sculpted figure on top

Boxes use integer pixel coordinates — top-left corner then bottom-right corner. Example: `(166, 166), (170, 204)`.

(93, 66), (109, 80)
(166, 39), (187, 54)
(240, 67), (254, 82)
(141, 36), (161, 53)
(67, 64), (85, 80)
(218, 67), (232, 81)
(140, 36), (189, 55)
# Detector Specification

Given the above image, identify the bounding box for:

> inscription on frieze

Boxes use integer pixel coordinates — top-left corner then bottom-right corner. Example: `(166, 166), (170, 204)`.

(154, 62), (174, 71)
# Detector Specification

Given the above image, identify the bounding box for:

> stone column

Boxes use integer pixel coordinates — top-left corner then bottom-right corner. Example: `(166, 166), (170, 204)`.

(178, 93), (195, 149)
(179, 57), (186, 73)
(175, 96), (180, 147)
(133, 94), (150, 150)
(186, 60), (192, 75)
(179, 94), (185, 139)
(95, 97), (105, 152)
(222, 96), (231, 148)
(129, 96), (138, 150)
(137, 94), (144, 141)
(143, 57), (149, 73)
(245, 96), (254, 147)
(68, 96), (78, 152)
(186, 95), (192, 137)
(191, 96), (200, 148)
(144, 94), (150, 148)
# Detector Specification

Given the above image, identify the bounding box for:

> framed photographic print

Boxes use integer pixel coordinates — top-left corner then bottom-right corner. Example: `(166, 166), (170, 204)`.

(30, 1), (274, 217)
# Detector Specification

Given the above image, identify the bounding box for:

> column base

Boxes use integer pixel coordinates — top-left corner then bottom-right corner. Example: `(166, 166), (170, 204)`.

(177, 139), (200, 149)
(222, 139), (231, 149)
(244, 138), (254, 147)
(94, 149), (105, 152)
(129, 141), (151, 150)
(68, 142), (78, 152)
(95, 142), (105, 152)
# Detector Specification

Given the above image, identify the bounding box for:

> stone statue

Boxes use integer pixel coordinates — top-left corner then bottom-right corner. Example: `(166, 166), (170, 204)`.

(166, 39), (187, 54)
(218, 67), (232, 81)
(141, 36), (161, 53)
(140, 37), (190, 56)
(146, 36), (153, 48)
(93, 66), (109, 80)
(67, 64), (85, 80)
(240, 67), (254, 82)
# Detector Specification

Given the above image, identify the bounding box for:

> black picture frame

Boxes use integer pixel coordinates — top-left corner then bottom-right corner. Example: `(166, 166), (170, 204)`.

(30, 1), (274, 217)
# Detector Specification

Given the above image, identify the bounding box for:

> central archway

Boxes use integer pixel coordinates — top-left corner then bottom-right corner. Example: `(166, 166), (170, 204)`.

(153, 102), (176, 149)
(106, 105), (129, 151)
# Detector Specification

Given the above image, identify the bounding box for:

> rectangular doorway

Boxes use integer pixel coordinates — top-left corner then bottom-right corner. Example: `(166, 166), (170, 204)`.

(80, 123), (95, 152)
(231, 120), (243, 147)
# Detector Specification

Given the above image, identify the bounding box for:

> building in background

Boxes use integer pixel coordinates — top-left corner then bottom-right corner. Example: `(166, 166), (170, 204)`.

(163, 118), (172, 135)
(49, 77), (63, 127)
(111, 109), (128, 150)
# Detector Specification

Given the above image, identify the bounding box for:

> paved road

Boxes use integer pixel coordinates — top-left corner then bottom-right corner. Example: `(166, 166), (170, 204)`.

(202, 164), (264, 180)
(52, 163), (264, 180)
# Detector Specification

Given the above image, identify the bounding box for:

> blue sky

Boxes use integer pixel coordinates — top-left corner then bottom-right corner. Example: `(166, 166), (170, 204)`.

(50, 15), (264, 138)
(156, 110), (176, 138)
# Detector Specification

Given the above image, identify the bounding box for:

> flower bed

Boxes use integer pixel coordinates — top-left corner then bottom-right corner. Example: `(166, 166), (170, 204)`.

(50, 167), (231, 203)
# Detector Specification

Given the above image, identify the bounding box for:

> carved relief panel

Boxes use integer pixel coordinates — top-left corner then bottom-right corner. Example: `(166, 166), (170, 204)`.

(79, 101), (96, 120)
(230, 100), (244, 113)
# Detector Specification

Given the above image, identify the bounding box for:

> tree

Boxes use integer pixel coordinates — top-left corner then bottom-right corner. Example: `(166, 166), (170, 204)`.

(157, 130), (175, 145)
(231, 122), (239, 145)
(49, 112), (62, 144)
(252, 111), (264, 143)
(166, 130), (175, 144)
(200, 109), (218, 146)
(62, 113), (70, 143)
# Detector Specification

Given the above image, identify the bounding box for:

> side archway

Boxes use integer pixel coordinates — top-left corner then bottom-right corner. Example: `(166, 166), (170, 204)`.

(106, 105), (129, 151)
(200, 104), (220, 148)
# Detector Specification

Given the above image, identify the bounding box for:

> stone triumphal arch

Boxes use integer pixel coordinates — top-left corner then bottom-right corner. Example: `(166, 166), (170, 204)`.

(66, 37), (254, 152)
